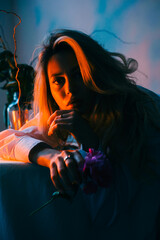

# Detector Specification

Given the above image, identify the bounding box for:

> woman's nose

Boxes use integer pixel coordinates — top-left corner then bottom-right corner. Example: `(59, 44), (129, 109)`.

(65, 76), (76, 95)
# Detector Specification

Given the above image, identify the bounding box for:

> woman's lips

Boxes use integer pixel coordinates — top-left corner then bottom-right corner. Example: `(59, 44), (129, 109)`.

(67, 98), (82, 109)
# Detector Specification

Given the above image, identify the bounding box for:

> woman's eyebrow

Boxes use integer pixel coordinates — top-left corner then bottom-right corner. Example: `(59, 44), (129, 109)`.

(51, 65), (79, 77)
(51, 71), (63, 77)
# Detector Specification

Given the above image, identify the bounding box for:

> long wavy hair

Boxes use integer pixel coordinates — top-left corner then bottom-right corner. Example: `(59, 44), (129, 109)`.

(33, 29), (160, 180)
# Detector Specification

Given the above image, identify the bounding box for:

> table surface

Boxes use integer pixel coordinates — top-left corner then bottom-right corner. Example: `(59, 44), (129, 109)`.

(0, 159), (110, 240)
(0, 159), (160, 240)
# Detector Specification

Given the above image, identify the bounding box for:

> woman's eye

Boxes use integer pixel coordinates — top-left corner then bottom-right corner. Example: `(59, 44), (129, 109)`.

(52, 77), (64, 85)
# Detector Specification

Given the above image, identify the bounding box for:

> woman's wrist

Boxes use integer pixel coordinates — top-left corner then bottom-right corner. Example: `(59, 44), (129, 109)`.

(29, 142), (60, 168)
(36, 148), (60, 168)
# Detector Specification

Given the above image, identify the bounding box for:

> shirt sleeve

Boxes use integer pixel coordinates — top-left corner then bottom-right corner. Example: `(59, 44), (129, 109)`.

(0, 115), (57, 162)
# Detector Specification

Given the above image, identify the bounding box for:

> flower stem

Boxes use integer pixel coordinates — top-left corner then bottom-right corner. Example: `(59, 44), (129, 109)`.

(29, 191), (65, 216)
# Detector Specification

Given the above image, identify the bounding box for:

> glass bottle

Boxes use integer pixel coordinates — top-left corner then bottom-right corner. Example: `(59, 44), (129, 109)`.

(7, 92), (33, 130)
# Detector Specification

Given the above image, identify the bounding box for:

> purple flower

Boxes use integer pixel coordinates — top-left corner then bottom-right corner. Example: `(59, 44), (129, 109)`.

(80, 148), (113, 194)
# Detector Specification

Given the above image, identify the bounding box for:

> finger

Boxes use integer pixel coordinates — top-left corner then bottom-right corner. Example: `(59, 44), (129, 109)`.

(54, 116), (73, 124)
(62, 150), (82, 182)
(72, 151), (85, 166)
(64, 156), (81, 184)
(48, 123), (72, 136)
(48, 114), (73, 134)
(48, 112), (73, 131)
(56, 156), (74, 191)
(60, 112), (74, 119)
(72, 152), (85, 179)
(47, 110), (73, 125)
(50, 162), (65, 192)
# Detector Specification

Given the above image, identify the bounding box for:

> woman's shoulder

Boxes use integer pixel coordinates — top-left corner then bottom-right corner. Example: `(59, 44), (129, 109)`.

(137, 85), (160, 106)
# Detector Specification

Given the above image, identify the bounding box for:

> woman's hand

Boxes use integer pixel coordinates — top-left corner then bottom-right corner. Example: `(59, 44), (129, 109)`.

(47, 110), (99, 150)
(35, 148), (84, 193)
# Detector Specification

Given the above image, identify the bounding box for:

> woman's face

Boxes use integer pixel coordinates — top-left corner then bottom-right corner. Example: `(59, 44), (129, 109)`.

(47, 49), (94, 115)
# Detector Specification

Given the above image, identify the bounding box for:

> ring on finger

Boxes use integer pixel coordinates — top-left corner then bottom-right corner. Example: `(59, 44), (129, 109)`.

(64, 155), (72, 162)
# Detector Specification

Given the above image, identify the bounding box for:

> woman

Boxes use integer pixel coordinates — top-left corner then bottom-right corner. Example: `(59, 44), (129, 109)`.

(0, 29), (160, 238)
